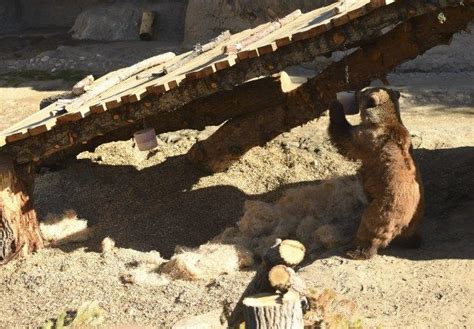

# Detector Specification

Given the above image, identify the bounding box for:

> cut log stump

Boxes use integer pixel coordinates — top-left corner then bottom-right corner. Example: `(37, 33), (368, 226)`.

(243, 291), (304, 329)
(228, 239), (306, 327)
(268, 265), (306, 295)
(140, 10), (155, 41)
(0, 158), (43, 264)
(264, 239), (306, 267)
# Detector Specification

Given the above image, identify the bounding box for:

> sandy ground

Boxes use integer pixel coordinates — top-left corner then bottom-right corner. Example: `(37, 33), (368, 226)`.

(0, 69), (473, 327)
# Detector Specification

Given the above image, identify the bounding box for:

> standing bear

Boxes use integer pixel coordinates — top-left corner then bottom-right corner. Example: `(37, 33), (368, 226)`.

(328, 87), (424, 259)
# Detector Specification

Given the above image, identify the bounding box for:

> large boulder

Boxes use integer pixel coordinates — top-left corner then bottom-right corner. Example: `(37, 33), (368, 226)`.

(71, 3), (143, 41)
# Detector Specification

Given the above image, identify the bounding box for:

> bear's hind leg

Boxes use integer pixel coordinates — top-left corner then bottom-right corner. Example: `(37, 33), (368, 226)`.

(347, 199), (396, 260)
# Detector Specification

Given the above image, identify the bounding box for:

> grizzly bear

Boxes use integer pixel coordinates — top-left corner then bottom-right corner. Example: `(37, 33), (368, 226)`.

(328, 87), (424, 259)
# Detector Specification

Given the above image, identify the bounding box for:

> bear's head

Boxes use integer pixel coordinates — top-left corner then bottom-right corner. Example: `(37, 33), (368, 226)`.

(356, 87), (402, 125)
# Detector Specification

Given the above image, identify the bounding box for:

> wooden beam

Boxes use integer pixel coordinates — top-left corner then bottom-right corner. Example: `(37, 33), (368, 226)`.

(186, 6), (474, 173)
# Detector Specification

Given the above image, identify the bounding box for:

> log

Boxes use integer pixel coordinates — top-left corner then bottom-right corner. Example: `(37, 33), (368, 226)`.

(140, 10), (155, 41)
(243, 291), (304, 329)
(186, 6), (474, 173)
(268, 265), (306, 295)
(0, 158), (43, 264)
(263, 239), (306, 267)
(72, 75), (94, 96)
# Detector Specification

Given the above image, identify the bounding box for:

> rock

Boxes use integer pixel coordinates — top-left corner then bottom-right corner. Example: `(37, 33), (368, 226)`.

(172, 309), (225, 329)
(40, 56), (50, 62)
(71, 4), (143, 41)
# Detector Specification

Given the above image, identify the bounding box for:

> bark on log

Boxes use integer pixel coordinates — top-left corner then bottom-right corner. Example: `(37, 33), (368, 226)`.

(72, 75), (94, 96)
(187, 6), (474, 173)
(0, 158), (43, 264)
(140, 10), (155, 41)
(243, 291), (304, 329)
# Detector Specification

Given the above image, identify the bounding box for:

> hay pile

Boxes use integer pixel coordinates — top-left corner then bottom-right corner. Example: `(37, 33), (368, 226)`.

(215, 175), (367, 257)
(160, 175), (366, 281)
(161, 243), (254, 281)
(39, 210), (94, 246)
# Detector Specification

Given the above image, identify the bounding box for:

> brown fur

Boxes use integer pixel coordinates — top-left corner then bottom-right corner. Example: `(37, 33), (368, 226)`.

(328, 87), (424, 259)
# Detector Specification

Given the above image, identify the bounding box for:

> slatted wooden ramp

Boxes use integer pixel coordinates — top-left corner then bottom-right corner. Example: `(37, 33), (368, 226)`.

(3, 0), (471, 166)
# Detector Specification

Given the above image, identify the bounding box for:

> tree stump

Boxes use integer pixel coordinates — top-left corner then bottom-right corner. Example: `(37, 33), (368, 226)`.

(140, 10), (155, 41)
(228, 239), (307, 327)
(243, 291), (304, 329)
(0, 158), (43, 264)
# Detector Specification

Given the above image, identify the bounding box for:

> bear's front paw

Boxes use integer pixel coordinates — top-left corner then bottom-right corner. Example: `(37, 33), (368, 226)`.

(329, 101), (346, 123)
(346, 247), (376, 260)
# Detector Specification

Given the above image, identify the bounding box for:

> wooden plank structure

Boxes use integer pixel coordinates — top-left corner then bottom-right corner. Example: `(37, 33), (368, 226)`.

(0, 0), (472, 264)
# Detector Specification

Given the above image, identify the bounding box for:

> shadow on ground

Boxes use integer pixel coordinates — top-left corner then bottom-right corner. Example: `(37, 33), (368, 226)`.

(35, 146), (473, 260)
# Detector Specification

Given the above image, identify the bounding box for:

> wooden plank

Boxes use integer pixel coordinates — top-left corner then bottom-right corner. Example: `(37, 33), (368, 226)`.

(6, 131), (29, 144)
(105, 99), (122, 110)
(292, 23), (331, 41)
(167, 80), (179, 90)
(27, 125), (48, 136)
(121, 94), (131, 104)
(215, 59), (231, 71)
(90, 104), (105, 114)
(258, 43), (278, 55)
(275, 37), (292, 48)
(186, 65), (216, 81)
(347, 6), (368, 20)
(331, 13), (350, 27)
(146, 84), (169, 95)
(128, 89), (148, 103)
(56, 112), (83, 125)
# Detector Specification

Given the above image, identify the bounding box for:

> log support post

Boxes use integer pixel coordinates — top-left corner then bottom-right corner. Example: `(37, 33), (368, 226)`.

(0, 158), (43, 265)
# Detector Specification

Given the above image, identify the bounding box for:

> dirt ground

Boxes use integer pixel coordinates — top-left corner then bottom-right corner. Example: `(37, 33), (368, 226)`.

(0, 69), (472, 328)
